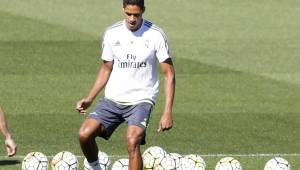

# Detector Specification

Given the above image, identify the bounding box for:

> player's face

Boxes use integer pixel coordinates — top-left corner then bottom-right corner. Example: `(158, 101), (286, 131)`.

(123, 5), (144, 31)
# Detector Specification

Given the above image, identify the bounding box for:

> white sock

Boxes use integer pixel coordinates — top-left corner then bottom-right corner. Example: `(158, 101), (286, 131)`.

(88, 160), (102, 170)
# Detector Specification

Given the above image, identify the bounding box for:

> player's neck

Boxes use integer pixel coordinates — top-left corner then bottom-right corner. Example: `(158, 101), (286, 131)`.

(126, 19), (143, 32)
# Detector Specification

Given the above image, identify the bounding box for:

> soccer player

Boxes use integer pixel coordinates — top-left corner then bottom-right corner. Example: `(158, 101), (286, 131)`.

(0, 106), (17, 157)
(76, 0), (175, 169)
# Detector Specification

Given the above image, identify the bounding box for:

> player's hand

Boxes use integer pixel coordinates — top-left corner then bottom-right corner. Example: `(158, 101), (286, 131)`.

(5, 136), (17, 157)
(76, 98), (92, 115)
(157, 112), (173, 132)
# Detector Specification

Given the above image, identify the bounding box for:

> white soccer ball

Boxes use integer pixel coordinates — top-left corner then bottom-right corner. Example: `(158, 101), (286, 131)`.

(111, 158), (129, 170)
(154, 155), (176, 170)
(83, 151), (111, 170)
(142, 146), (167, 169)
(264, 157), (291, 170)
(51, 151), (78, 170)
(215, 157), (242, 170)
(179, 154), (206, 170)
(168, 153), (183, 169)
(22, 152), (48, 170)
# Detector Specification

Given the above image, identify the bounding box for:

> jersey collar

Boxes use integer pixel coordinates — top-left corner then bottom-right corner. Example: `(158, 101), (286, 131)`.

(123, 19), (145, 35)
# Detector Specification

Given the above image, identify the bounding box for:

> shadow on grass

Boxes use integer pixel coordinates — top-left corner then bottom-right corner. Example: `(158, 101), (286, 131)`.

(0, 159), (21, 166)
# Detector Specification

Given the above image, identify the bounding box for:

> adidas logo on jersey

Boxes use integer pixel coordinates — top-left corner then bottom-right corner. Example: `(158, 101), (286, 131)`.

(114, 40), (121, 46)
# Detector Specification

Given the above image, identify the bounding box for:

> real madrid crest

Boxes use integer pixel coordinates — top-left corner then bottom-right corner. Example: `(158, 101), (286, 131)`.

(144, 40), (149, 48)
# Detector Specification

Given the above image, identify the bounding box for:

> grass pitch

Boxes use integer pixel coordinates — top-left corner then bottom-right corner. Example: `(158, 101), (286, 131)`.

(0, 0), (300, 169)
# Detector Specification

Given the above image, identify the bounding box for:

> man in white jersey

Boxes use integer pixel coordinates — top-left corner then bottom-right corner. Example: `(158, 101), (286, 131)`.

(76, 0), (175, 169)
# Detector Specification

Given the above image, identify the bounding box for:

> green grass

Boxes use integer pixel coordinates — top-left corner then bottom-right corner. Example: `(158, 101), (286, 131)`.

(0, 0), (299, 169)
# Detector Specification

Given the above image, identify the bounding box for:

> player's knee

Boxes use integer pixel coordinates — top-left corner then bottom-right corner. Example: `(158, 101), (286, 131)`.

(78, 127), (92, 143)
(126, 135), (141, 153)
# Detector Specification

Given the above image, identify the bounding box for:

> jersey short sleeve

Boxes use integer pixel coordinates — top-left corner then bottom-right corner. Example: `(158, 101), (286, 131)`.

(101, 31), (114, 61)
(155, 31), (172, 63)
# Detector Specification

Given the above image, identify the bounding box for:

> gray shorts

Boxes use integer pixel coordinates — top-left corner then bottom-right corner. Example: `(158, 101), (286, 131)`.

(88, 97), (153, 144)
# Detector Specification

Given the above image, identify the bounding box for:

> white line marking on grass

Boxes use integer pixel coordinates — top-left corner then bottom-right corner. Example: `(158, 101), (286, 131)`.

(201, 153), (300, 157)
(2, 153), (300, 159)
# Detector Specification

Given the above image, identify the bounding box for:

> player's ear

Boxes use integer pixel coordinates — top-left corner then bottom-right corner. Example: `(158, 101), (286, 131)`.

(142, 6), (146, 13)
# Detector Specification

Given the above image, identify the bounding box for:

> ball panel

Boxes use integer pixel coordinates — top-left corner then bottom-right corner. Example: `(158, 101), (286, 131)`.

(264, 157), (291, 170)
(111, 158), (129, 170)
(179, 154), (205, 170)
(215, 157), (242, 170)
(154, 155), (176, 170)
(22, 152), (48, 170)
(51, 151), (78, 170)
(142, 146), (167, 169)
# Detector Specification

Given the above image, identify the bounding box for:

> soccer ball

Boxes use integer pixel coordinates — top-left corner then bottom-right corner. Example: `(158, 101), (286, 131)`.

(111, 158), (129, 170)
(155, 153), (182, 170)
(264, 157), (291, 170)
(51, 151), (78, 170)
(83, 151), (111, 170)
(22, 152), (48, 170)
(154, 155), (176, 170)
(215, 157), (242, 170)
(179, 154), (206, 170)
(168, 153), (183, 169)
(142, 146), (167, 169)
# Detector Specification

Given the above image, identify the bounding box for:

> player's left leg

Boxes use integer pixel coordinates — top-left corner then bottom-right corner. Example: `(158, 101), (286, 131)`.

(126, 125), (145, 170)
(123, 102), (152, 170)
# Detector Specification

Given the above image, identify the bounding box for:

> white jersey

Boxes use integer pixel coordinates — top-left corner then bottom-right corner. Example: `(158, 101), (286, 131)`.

(101, 19), (171, 105)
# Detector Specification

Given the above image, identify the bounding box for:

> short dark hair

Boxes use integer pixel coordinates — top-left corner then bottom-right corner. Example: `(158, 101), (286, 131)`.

(123, 0), (145, 10)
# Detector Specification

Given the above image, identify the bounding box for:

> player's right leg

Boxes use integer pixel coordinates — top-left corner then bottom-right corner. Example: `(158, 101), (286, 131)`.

(78, 97), (123, 168)
(78, 118), (104, 162)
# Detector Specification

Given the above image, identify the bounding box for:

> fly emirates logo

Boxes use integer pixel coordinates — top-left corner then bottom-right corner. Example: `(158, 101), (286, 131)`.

(118, 54), (146, 69)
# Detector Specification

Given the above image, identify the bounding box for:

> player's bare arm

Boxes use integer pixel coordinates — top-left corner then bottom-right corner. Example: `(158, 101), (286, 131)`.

(0, 106), (17, 157)
(76, 61), (113, 114)
(5, 136), (17, 157)
(158, 58), (175, 132)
